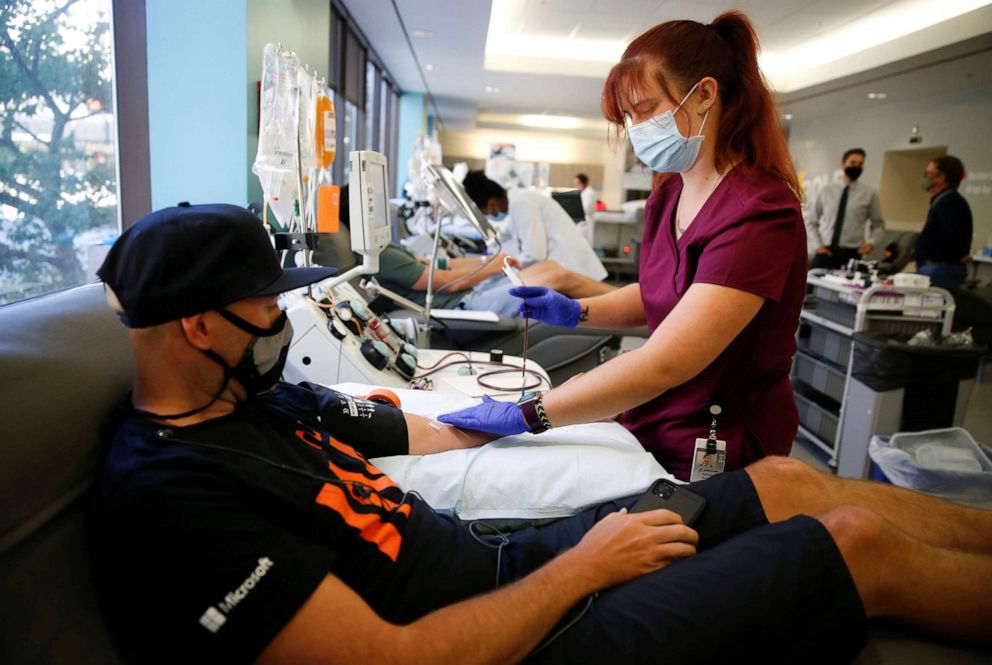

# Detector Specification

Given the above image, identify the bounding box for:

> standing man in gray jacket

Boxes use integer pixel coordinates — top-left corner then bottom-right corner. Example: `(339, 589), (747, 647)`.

(809, 148), (885, 270)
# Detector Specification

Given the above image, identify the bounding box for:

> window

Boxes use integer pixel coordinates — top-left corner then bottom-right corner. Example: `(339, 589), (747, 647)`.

(0, 0), (119, 305)
(328, 2), (401, 190)
(365, 62), (377, 151)
(341, 100), (359, 183)
(378, 77), (390, 155)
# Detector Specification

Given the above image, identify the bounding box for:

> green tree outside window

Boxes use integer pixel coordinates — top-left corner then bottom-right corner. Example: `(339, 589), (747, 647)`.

(1, 0), (118, 304)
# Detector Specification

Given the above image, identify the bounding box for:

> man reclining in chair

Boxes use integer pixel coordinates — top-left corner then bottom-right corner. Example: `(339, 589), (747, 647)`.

(328, 184), (613, 321)
(90, 203), (992, 665)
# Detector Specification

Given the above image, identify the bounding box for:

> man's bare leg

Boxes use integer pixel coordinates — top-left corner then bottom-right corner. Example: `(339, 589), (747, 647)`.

(819, 505), (992, 642)
(520, 261), (616, 299)
(747, 456), (992, 555)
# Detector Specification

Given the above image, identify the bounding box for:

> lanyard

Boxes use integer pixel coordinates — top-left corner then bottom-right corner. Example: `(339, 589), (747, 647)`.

(706, 403), (722, 452)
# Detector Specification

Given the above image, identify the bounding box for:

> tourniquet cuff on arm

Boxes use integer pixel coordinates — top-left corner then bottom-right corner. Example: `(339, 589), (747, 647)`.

(298, 382), (410, 457)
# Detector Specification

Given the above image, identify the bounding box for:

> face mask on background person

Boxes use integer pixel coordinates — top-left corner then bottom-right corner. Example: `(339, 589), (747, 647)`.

(921, 177), (935, 192)
(487, 211), (508, 222)
(844, 166), (863, 181)
(626, 80), (708, 174)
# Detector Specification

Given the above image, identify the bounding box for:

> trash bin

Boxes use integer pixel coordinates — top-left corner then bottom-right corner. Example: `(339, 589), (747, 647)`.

(868, 429), (992, 507)
(852, 331), (984, 432)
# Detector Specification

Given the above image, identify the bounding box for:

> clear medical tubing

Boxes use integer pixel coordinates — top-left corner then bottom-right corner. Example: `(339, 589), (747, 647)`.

(297, 68), (318, 231)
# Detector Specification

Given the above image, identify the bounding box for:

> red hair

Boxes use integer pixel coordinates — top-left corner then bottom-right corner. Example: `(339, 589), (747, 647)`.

(601, 11), (799, 196)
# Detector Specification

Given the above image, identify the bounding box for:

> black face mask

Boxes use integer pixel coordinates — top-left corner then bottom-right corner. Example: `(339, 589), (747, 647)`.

(132, 309), (293, 421)
(207, 309), (293, 398)
(844, 166), (863, 181)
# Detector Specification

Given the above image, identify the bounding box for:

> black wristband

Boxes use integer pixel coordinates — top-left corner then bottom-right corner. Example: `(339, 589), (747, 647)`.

(579, 305), (589, 322)
(520, 396), (551, 433)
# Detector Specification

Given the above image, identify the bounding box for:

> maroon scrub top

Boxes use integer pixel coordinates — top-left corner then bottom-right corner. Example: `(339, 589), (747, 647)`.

(619, 164), (807, 480)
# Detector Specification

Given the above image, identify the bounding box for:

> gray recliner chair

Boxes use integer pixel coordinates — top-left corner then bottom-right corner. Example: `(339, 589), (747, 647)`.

(0, 283), (988, 663)
(0, 283), (131, 664)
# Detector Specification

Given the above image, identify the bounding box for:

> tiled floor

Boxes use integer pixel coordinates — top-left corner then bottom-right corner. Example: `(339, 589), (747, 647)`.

(792, 360), (992, 473)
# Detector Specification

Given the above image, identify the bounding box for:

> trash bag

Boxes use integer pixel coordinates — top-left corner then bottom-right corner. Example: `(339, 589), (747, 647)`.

(852, 331), (983, 392)
(853, 332), (984, 431)
(869, 428), (992, 508)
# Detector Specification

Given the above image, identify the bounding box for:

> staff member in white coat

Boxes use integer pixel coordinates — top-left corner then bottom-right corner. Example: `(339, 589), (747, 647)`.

(575, 173), (598, 220)
(463, 170), (609, 283)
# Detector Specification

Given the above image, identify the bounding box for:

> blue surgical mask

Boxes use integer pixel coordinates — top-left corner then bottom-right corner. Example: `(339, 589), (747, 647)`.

(627, 81), (708, 174)
(487, 211), (507, 222)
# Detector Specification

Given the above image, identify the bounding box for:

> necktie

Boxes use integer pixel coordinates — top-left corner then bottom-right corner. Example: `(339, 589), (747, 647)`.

(829, 185), (849, 250)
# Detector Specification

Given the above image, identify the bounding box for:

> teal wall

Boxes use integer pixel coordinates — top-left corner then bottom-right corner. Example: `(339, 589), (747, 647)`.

(145, 0), (248, 209)
(146, 0), (423, 207)
(396, 93), (425, 197)
(246, 0), (332, 206)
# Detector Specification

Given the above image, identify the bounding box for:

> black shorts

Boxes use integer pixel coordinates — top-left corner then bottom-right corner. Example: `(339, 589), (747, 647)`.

(504, 470), (867, 665)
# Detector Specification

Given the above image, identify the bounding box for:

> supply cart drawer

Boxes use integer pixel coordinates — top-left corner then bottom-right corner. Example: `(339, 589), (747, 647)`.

(813, 299), (857, 328)
(794, 386), (840, 448)
(792, 351), (846, 403)
(804, 323), (852, 366)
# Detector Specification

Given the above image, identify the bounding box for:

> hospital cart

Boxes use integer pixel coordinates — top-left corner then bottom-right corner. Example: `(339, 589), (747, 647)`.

(794, 274), (958, 476)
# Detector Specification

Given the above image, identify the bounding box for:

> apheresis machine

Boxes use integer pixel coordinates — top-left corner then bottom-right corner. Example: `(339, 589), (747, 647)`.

(281, 150), (550, 398)
(252, 44), (672, 520)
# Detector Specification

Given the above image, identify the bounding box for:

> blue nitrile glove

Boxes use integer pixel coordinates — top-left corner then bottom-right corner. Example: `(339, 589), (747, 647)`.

(437, 395), (529, 436)
(510, 286), (581, 328)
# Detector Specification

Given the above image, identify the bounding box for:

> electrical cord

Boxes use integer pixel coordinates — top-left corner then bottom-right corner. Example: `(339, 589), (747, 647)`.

(530, 593), (598, 656)
(474, 367), (545, 393)
(157, 434), (387, 506)
(416, 351), (472, 371)
(411, 358), (548, 393)
(467, 518), (596, 655)
(467, 521), (510, 588)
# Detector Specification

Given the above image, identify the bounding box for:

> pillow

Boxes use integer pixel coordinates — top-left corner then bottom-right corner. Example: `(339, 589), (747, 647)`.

(333, 384), (675, 520)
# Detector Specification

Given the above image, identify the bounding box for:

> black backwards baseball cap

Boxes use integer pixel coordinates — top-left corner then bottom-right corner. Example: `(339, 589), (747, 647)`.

(97, 202), (335, 328)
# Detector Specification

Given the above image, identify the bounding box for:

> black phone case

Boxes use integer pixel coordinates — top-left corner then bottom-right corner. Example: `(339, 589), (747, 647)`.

(630, 479), (707, 526)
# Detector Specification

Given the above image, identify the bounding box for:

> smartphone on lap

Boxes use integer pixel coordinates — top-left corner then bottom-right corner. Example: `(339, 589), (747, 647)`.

(631, 479), (706, 526)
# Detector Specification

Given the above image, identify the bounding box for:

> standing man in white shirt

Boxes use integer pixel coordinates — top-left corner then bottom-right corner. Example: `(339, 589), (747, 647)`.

(575, 173), (598, 221)
(808, 148), (886, 270)
(463, 170), (610, 284)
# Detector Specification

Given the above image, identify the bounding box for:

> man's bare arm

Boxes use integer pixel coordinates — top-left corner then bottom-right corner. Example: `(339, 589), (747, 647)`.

(256, 508), (698, 665)
(409, 253), (509, 293)
(405, 412), (496, 455)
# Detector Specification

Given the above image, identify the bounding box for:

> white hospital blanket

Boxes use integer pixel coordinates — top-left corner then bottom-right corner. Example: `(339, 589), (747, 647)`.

(333, 383), (676, 520)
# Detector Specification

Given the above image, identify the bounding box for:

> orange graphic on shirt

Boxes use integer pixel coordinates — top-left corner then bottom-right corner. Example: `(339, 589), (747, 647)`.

(294, 423), (409, 562)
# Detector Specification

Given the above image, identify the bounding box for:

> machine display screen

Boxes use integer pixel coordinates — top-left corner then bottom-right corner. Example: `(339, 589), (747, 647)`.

(428, 164), (497, 243)
(349, 150), (392, 254)
(366, 160), (390, 232)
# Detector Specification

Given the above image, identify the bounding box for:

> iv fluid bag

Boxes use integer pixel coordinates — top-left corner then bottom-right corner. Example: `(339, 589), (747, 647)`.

(253, 44), (300, 229)
(314, 92), (336, 171)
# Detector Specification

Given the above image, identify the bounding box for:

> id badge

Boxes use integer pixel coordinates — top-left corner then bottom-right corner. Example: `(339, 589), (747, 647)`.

(690, 438), (726, 482)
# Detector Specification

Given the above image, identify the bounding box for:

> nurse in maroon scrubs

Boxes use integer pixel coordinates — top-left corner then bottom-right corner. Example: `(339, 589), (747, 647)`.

(440, 11), (807, 482)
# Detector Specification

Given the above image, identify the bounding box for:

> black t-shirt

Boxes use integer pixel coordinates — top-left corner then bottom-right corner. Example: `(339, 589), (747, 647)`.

(90, 382), (498, 663)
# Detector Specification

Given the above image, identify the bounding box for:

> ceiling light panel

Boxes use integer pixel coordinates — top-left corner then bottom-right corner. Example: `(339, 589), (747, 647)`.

(760, 0), (992, 90)
(519, 114), (584, 129)
(485, 0), (992, 92)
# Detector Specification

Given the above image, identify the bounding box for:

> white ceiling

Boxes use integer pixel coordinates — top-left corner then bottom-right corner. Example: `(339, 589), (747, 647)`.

(340, 0), (992, 131)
